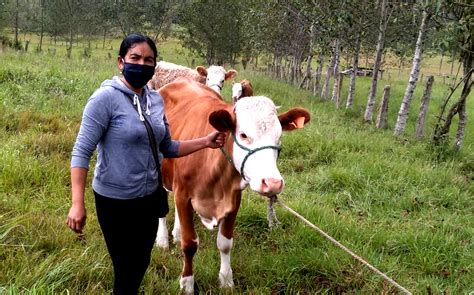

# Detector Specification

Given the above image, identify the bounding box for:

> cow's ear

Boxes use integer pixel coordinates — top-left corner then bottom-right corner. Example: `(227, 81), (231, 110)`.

(278, 108), (311, 131)
(196, 66), (207, 77)
(209, 109), (235, 132)
(225, 69), (238, 80)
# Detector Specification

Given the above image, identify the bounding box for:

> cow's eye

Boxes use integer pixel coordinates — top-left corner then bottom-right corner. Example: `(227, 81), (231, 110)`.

(240, 133), (248, 140)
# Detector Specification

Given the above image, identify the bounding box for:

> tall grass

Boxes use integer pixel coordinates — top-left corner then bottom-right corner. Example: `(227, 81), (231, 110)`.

(0, 38), (473, 294)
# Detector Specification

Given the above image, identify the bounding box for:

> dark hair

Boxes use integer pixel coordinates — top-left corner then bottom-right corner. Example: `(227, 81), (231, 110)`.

(119, 33), (157, 61)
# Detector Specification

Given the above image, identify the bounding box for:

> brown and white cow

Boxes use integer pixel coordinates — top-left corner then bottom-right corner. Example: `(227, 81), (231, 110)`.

(156, 77), (310, 294)
(148, 61), (237, 95)
(231, 79), (254, 103)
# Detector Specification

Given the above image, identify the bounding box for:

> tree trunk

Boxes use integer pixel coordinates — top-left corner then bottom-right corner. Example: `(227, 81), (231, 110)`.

(331, 39), (341, 102)
(38, 0), (44, 52)
(398, 58), (403, 79)
(435, 80), (471, 145)
(275, 56), (281, 79)
(269, 55), (275, 77)
(394, 9), (431, 136)
(321, 43), (337, 99)
(376, 85), (390, 129)
(380, 51), (387, 80)
(103, 28), (107, 49)
(454, 102), (467, 151)
(439, 52), (444, 76)
(290, 56), (297, 85)
(14, 0), (19, 48)
(346, 34), (361, 109)
(365, 50), (369, 69)
(450, 49), (455, 76)
(433, 68), (472, 148)
(415, 75), (434, 138)
(66, 0), (74, 58)
(364, 0), (388, 122)
(299, 55), (313, 89)
(333, 73), (344, 109)
(313, 53), (324, 96)
(67, 29), (73, 58)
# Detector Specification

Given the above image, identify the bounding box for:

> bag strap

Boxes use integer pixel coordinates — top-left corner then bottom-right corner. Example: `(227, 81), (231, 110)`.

(126, 94), (163, 188)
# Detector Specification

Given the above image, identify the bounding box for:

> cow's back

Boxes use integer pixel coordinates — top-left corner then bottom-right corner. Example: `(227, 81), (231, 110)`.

(159, 78), (236, 195)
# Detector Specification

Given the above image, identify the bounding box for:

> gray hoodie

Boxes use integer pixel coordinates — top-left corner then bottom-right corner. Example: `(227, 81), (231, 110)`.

(71, 76), (180, 199)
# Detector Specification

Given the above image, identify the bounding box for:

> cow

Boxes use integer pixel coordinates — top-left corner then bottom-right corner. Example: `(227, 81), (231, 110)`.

(231, 79), (254, 103)
(156, 77), (310, 294)
(148, 61), (237, 95)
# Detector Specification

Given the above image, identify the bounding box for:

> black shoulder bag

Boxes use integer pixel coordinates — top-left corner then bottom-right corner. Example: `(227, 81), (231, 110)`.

(127, 95), (169, 218)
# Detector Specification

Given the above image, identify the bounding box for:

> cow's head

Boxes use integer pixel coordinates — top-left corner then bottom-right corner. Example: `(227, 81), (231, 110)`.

(196, 65), (237, 94)
(209, 96), (310, 196)
(231, 81), (243, 103)
(232, 79), (254, 104)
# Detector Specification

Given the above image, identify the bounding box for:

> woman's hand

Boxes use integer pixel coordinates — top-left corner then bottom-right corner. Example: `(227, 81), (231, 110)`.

(176, 131), (227, 157)
(206, 131), (227, 149)
(67, 203), (87, 234)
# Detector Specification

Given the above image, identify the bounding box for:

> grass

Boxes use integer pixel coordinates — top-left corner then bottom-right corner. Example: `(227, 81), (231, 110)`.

(0, 36), (473, 294)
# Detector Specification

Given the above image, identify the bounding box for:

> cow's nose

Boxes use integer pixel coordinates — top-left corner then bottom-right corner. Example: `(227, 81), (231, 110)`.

(261, 178), (284, 195)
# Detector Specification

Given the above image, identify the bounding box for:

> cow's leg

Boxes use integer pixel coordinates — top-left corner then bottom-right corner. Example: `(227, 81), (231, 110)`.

(155, 217), (169, 249)
(171, 203), (181, 243)
(267, 196), (281, 228)
(217, 214), (237, 289)
(176, 196), (198, 294)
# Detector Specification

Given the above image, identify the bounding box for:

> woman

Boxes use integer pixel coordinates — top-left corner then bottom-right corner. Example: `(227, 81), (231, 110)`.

(66, 33), (225, 294)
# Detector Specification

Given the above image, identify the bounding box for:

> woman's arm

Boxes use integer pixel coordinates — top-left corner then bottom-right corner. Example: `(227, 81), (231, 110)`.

(67, 91), (111, 234)
(176, 131), (226, 157)
(67, 167), (88, 234)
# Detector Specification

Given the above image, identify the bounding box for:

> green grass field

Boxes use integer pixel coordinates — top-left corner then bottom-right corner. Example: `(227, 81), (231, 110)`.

(0, 37), (473, 294)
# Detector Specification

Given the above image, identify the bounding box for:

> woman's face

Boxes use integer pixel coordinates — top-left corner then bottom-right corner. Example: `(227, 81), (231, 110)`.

(118, 42), (155, 71)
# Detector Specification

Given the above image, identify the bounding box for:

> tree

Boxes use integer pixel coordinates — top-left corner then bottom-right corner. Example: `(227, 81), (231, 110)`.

(0, 1), (9, 38)
(364, 0), (391, 122)
(433, 0), (473, 151)
(394, 2), (433, 136)
(345, 0), (372, 108)
(177, 0), (242, 65)
(109, 0), (173, 39)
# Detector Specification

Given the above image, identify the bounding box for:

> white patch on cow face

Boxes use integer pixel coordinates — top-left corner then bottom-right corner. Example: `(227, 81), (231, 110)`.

(233, 96), (284, 196)
(232, 82), (243, 102)
(206, 66), (226, 94)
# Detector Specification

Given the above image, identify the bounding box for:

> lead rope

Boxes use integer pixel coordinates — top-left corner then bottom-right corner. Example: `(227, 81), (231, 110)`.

(270, 195), (412, 295)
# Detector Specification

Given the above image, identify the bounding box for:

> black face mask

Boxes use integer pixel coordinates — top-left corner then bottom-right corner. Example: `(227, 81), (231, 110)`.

(122, 62), (155, 89)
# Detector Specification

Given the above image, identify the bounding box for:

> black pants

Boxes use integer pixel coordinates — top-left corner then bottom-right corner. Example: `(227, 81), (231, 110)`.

(94, 190), (160, 295)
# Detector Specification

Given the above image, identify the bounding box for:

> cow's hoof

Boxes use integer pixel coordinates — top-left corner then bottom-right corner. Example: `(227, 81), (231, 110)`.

(172, 229), (181, 243)
(155, 238), (169, 250)
(180, 275), (195, 295)
(219, 271), (234, 288)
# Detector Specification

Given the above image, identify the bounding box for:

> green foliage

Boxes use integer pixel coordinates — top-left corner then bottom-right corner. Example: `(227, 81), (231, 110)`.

(177, 0), (242, 65)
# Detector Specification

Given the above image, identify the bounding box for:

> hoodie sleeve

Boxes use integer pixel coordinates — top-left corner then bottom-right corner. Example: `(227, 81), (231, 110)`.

(71, 89), (112, 169)
(159, 114), (180, 158)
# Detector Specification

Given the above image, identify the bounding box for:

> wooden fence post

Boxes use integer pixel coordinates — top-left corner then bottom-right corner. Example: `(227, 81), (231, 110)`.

(415, 75), (434, 138)
(376, 85), (391, 129)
